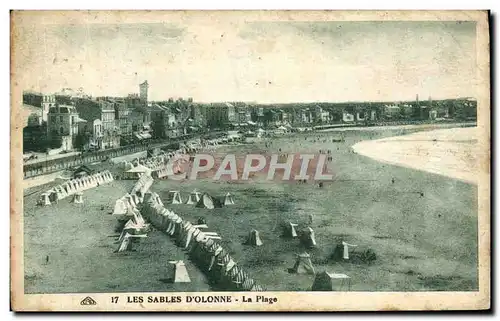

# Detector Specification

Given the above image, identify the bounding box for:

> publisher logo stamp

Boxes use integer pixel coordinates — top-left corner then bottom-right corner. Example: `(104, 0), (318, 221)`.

(80, 296), (97, 306)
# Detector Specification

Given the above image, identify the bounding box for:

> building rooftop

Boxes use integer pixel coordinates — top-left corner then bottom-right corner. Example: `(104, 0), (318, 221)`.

(98, 100), (115, 111)
(48, 105), (78, 114)
(151, 104), (170, 112)
(23, 90), (43, 96)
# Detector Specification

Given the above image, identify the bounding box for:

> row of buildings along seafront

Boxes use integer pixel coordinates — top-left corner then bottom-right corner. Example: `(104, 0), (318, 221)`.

(193, 95), (477, 130)
(23, 81), (211, 155)
(22, 81), (152, 154)
(22, 82), (478, 155)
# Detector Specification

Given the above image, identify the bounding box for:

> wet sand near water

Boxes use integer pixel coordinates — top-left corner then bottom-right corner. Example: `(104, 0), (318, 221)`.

(352, 127), (478, 184)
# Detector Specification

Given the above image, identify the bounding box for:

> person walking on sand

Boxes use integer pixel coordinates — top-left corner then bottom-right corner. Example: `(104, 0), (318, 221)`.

(308, 213), (314, 225)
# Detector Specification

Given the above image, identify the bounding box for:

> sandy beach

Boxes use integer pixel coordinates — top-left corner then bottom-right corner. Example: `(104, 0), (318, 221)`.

(352, 127), (479, 185)
(24, 124), (479, 293)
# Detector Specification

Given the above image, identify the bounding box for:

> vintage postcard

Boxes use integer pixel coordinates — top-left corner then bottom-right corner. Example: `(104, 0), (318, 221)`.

(10, 10), (490, 311)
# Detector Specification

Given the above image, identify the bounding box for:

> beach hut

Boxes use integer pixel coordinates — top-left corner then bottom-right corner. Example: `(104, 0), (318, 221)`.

(48, 190), (59, 203)
(167, 261), (191, 283)
(169, 191), (183, 204)
(311, 272), (352, 291)
(224, 192), (235, 205)
(186, 190), (202, 205)
(341, 241), (358, 260)
(300, 227), (317, 248)
(289, 252), (315, 275)
(113, 198), (128, 216)
(245, 230), (263, 246)
(123, 164), (151, 180)
(196, 193), (222, 209)
(284, 222), (299, 238)
(38, 192), (51, 206)
(72, 192), (83, 204)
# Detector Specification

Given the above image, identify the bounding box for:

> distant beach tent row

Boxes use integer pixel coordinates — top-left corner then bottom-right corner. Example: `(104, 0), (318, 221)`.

(37, 170), (114, 206)
(166, 190), (235, 209)
(118, 137), (241, 182)
(119, 145), (194, 180)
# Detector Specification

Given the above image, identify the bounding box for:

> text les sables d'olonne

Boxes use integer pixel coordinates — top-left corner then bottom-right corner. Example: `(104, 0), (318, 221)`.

(116, 295), (278, 305)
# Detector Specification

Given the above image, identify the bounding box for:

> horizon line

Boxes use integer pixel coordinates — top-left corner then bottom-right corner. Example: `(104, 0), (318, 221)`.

(22, 90), (476, 105)
(190, 97), (476, 105)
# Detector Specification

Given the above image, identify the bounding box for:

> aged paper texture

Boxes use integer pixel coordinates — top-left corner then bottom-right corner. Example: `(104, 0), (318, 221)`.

(10, 10), (490, 311)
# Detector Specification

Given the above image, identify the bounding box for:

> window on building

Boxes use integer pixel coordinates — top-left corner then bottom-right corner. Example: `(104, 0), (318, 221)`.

(59, 116), (63, 122)
(59, 126), (64, 134)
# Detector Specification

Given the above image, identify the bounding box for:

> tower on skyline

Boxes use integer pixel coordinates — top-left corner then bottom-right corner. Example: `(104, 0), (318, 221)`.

(139, 81), (149, 103)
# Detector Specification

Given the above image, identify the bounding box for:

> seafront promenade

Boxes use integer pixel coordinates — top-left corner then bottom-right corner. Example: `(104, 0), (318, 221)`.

(22, 136), (192, 179)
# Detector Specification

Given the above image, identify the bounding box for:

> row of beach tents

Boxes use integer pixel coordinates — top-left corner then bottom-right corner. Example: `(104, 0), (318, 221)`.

(131, 174), (154, 197)
(112, 168), (155, 251)
(168, 190), (234, 208)
(138, 190), (348, 290)
(111, 188), (359, 291)
(140, 192), (265, 291)
(120, 146), (191, 180)
(111, 171), (264, 290)
(109, 157), (357, 291)
(37, 170), (114, 206)
(112, 192), (147, 223)
(120, 137), (236, 181)
(113, 188), (235, 214)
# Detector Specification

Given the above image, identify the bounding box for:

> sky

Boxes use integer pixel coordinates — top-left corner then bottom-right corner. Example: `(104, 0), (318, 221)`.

(15, 19), (477, 103)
